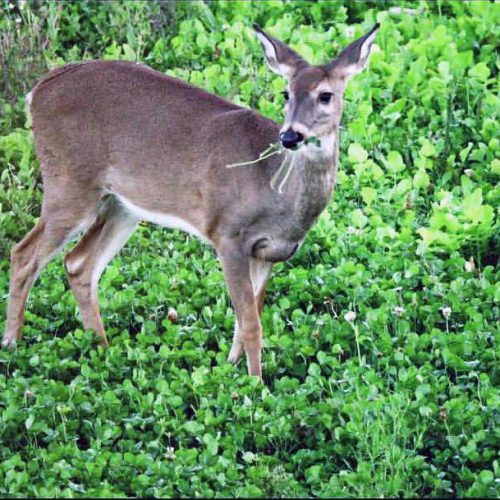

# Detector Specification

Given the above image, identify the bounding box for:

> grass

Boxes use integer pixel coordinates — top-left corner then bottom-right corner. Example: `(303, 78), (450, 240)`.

(0, 0), (498, 497)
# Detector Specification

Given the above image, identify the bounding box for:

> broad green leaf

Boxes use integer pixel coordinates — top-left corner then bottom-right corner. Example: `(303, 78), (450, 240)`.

(122, 44), (136, 61)
(413, 169), (430, 189)
(361, 187), (377, 206)
(420, 141), (436, 157)
(351, 208), (368, 228)
(385, 151), (405, 172)
(305, 465), (322, 484)
(348, 143), (368, 163)
(242, 451), (257, 463)
(184, 421), (205, 434)
(491, 159), (500, 176)
(202, 433), (219, 456)
(468, 62), (491, 81)
(396, 178), (412, 194)
(479, 470), (494, 485)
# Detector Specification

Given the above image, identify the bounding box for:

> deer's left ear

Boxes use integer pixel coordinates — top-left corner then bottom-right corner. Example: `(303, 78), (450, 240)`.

(328, 23), (380, 79)
(253, 24), (308, 79)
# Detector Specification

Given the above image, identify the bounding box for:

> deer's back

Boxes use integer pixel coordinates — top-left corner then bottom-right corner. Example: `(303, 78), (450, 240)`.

(30, 60), (279, 184)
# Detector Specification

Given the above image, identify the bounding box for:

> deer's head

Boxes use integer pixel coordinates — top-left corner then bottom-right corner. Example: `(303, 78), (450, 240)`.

(254, 23), (379, 150)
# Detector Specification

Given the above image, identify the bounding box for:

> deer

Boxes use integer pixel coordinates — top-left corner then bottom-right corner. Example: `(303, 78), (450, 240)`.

(2, 23), (379, 380)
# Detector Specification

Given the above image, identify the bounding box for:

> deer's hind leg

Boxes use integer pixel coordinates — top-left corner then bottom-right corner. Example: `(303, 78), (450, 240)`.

(2, 198), (97, 348)
(64, 196), (137, 345)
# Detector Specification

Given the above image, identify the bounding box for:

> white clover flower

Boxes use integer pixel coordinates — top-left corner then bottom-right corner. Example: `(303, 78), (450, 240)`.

(465, 257), (475, 273)
(345, 26), (355, 37)
(464, 169), (473, 177)
(389, 7), (420, 15)
(165, 446), (176, 460)
(393, 306), (405, 317)
(167, 307), (178, 323)
(441, 307), (452, 318)
(15, 16), (22, 23)
(344, 311), (356, 322)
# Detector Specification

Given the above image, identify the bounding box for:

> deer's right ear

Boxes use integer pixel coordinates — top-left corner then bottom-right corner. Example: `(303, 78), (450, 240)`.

(253, 24), (306, 79)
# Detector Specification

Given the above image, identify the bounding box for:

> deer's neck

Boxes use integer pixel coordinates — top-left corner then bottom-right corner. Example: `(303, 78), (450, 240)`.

(277, 130), (338, 236)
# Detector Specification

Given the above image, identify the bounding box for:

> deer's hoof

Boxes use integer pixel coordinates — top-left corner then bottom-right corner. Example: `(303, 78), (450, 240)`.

(1, 335), (17, 349)
(99, 337), (109, 348)
(227, 343), (243, 364)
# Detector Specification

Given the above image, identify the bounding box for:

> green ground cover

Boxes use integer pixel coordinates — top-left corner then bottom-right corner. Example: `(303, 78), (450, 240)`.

(0, 1), (498, 497)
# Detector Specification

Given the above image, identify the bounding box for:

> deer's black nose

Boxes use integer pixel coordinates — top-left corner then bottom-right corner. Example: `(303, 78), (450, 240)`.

(280, 129), (304, 149)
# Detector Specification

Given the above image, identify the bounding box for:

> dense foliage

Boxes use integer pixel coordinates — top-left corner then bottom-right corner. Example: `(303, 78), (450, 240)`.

(0, 1), (498, 497)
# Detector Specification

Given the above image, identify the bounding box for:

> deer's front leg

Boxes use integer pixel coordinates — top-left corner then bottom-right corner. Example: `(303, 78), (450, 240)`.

(219, 249), (263, 380)
(228, 257), (272, 364)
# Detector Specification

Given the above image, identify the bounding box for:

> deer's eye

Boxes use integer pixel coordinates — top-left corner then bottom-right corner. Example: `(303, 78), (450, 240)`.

(282, 90), (290, 101)
(318, 92), (333, 104)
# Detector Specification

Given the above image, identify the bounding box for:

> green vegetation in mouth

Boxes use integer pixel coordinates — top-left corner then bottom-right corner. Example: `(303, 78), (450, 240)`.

(269, 152), (295, 193)
(227, 137), (322, 193)
(226, 142), (283, 169)
(227, 145), (295, 194)
(304, 136), (322, 148)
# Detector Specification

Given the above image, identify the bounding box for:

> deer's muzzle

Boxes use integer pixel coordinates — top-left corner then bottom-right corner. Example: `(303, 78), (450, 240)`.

(280, 129), (304, 149)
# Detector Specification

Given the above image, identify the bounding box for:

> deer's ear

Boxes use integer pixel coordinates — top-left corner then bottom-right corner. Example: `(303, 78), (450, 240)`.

(253, 24), (307, 79)
(328, 23), (380, 79)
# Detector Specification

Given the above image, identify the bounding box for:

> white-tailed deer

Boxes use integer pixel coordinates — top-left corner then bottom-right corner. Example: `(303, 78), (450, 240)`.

(2, 23), (379, 380)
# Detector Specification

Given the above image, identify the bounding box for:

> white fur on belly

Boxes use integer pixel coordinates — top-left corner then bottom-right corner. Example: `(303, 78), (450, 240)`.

(114, 194), (209, 244)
